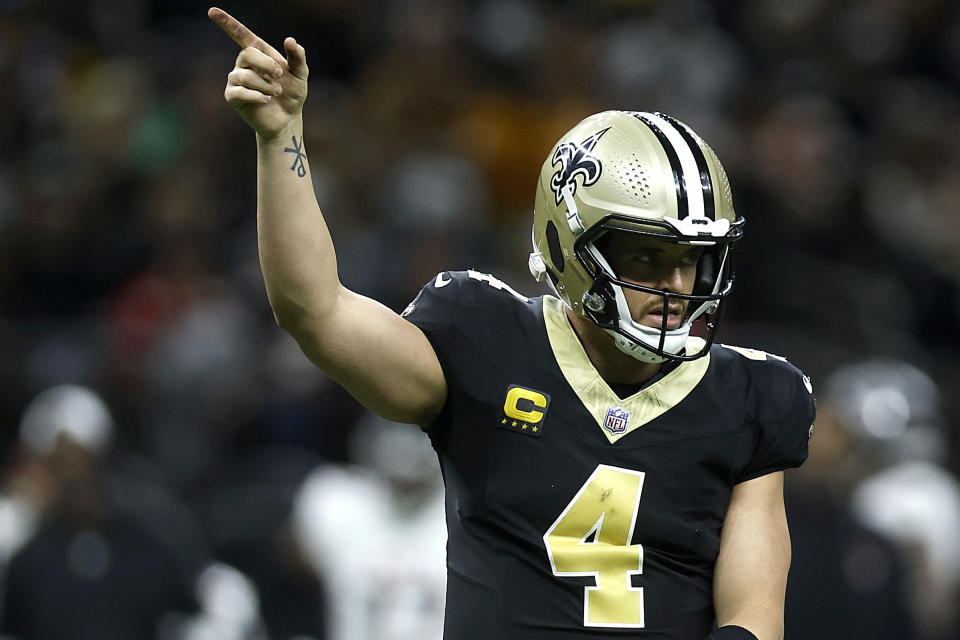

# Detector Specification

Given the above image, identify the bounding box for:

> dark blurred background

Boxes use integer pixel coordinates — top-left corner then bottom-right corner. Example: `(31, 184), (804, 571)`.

(1, 0), (959, 639)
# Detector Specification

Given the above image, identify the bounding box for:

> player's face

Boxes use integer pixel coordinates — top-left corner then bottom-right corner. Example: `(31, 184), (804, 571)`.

(597, 233), (703, 331)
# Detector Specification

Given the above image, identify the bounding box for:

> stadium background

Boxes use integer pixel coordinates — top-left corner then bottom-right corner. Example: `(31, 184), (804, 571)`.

(1, 0), (959, 638)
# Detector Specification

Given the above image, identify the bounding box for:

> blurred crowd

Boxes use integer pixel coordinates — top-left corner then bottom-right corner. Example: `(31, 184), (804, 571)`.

(1, 0), (959, 638)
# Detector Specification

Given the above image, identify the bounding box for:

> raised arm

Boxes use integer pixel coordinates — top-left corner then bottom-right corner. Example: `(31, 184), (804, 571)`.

(712, 471), (791, 640)
(208, 8), (446, 426)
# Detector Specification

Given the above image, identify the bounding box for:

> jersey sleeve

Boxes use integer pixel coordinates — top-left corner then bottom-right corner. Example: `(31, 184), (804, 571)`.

(735, 360), (816, 483)
(401, 271), (467, 380)
(400, 271), (467, 438)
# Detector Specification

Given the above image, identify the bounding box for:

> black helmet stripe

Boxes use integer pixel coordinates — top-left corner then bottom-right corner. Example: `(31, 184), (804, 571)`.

(656, 112), (715, 221)
(630, 113), (689, 220)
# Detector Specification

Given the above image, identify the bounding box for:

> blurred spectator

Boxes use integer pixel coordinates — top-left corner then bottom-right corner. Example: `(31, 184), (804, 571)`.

(0, 385), (198, 640)
(292, 416), (446, 640)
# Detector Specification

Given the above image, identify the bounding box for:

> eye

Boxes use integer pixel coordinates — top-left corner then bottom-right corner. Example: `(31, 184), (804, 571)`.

(680, 251), (702, 267)
(632, 252), (655, 264)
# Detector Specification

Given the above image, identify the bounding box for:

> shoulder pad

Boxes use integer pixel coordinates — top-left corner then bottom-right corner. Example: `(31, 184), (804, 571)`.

(400, 271), (465, 330)
(716, 344), (816, 482)
(718, 343), (788, 363)
(402, 270), (532, 326)
(716, 343), (814, 400)
(460, 270), (531, 304)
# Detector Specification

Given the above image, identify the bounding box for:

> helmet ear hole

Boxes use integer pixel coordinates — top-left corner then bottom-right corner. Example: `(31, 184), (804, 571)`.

(694, 249), (717, 296)
(546, 221), (564, 272)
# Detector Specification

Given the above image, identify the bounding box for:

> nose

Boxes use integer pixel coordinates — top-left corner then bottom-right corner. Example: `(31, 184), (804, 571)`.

(654, 265), (686, 293)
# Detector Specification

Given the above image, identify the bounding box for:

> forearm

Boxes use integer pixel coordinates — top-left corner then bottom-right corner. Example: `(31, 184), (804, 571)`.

(256, 116), (341, 328)
(713, 473), (790, 640)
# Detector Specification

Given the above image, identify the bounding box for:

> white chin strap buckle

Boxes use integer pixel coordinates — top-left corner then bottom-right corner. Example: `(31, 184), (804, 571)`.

(528, 251), (547, 282)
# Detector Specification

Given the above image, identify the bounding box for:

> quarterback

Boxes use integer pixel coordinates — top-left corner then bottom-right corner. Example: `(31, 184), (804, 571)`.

(210, 8), (815, 640)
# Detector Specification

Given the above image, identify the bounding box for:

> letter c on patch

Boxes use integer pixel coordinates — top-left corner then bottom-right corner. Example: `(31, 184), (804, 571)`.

(504, 386), (549, 424)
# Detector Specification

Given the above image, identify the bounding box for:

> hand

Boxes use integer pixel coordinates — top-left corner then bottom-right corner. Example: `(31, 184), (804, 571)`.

(208, 7), (309, 140)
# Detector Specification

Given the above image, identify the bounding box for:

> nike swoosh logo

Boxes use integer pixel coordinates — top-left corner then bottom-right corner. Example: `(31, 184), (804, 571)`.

(435, 272), (451, 288)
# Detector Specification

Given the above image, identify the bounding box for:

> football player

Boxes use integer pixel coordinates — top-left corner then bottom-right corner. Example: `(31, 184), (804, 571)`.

(825, 359), (960, 640)
(292, 417), (447, 640)
(210, 8), (815, 640)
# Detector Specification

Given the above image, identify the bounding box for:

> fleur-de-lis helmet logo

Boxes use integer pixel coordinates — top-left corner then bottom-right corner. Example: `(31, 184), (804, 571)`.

(549, 127), (610, 205)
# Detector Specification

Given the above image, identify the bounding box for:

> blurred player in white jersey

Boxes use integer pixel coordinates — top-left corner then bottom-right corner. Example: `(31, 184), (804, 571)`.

(292, 416), (446, 640)
(825, 359), (960, 640)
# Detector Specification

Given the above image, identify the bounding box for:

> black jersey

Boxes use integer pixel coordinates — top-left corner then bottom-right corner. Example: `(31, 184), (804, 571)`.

(403, 270), (815, 640)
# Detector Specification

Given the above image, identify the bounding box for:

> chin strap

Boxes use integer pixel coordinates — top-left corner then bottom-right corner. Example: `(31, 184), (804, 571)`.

(562, 185), (586, 235)
(606, 330), (671, 364)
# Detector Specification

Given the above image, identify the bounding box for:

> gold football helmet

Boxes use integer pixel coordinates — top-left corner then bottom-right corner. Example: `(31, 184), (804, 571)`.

(529, 111), (744, 362)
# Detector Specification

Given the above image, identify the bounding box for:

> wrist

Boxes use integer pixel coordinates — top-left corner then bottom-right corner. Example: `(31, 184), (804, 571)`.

(704, 626), (758, 640)
(256, 116), (303, 147)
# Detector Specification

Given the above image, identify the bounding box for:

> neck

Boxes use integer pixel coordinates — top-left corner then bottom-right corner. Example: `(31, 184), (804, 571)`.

(564, 308), (663, 385)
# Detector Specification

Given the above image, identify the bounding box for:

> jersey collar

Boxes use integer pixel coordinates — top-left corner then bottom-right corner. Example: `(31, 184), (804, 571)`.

(542, 296), (711, 444)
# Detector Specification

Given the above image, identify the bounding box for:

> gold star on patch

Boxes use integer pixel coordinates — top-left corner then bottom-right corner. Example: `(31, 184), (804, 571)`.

(521, 424), (528, 430)
(501, 418), (508, 424)
(511, 421), (518, 427)
(532, 426), (539, 432)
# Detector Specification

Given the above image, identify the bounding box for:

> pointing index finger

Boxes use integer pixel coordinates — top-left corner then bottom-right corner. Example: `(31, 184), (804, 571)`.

(208, 7), (285, 65)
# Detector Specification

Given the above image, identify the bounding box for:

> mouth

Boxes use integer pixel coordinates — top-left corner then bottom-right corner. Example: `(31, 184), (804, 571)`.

(644, 306), (684, 330)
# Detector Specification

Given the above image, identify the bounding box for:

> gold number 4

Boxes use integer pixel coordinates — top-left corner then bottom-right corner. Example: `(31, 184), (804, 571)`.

(543, 464), (646, 628)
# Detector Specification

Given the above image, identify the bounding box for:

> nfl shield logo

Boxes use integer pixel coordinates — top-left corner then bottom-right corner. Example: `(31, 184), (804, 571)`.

(603, 406), (631, 434)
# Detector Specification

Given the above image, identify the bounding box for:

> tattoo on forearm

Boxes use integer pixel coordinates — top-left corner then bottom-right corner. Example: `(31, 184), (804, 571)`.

(283, 135), (307, 177)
